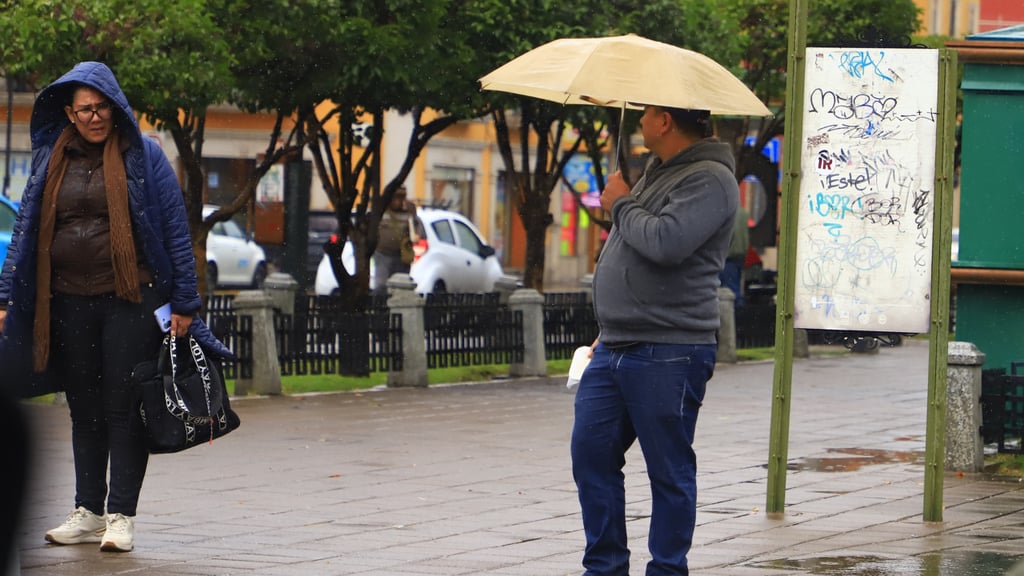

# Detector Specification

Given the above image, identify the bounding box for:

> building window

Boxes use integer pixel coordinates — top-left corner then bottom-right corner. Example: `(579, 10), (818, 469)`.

(429, 166), (475, 218)
(202, 157), (256, 207)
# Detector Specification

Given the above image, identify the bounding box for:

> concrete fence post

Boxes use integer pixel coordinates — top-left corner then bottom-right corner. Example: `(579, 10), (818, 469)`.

(579, 273), (593, 303)
(794, 328), (810, 359)
(386, 274), (428, 388)
(493, 275), (520, 307)
(509, 288), (547, 377)
(263, 272), (299, 317)
(232, 290), (282, 396)
(717, 287), (737, 363)
(946, 341), (987, 472)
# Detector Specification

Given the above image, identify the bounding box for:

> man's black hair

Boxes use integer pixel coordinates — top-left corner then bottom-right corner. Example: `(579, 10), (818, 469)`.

(660, 107), (713, 138)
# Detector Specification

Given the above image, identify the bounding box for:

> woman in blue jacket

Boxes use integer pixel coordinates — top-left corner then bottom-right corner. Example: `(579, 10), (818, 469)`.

(0, 62), (230, 553)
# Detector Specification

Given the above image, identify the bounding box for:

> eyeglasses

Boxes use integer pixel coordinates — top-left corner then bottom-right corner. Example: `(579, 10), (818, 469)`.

(72, 101), (113, 122)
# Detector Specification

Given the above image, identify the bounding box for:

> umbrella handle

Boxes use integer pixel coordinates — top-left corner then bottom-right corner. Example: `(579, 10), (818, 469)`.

(611, 102), (625, 174)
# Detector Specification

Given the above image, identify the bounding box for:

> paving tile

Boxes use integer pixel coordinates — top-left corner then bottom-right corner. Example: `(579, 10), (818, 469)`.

(15, 340), (1024, 575)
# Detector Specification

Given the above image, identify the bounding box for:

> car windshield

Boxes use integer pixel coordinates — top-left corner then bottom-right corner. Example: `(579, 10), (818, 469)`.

(213, 219), (246, 240)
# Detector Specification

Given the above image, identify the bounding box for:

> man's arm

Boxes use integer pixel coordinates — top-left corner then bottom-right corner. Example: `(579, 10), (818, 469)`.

(613, 169), (734, 266)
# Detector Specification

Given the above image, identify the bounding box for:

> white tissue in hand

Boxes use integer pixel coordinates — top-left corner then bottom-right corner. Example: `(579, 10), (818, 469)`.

(566, 346), (591, 391)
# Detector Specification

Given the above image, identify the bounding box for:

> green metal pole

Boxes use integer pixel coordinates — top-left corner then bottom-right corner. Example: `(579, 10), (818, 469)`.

(767, 0), (809, 515)
(923, 48), (959, 523)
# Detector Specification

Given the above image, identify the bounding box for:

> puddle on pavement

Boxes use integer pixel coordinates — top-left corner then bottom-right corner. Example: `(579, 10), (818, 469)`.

(783, 448), (925, 472)
(755, 552), (1024, 575)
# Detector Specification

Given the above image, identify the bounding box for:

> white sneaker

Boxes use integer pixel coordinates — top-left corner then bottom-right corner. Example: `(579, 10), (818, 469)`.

(99, 513), (134, 552)
(44, 507), (106, 545)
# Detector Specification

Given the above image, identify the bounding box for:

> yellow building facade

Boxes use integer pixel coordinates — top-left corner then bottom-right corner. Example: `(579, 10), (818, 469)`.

(914, 0), (982, 38)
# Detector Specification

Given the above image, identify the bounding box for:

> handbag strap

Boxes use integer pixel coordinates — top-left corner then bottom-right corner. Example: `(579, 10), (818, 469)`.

(167, 335), (216, 434)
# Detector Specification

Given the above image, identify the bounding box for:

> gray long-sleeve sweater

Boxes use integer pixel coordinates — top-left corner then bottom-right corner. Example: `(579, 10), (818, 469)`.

(593, 139), (739, 345)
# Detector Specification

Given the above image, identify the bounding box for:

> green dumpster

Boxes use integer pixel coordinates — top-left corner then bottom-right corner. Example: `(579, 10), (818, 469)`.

(949, 26), (1024, 371)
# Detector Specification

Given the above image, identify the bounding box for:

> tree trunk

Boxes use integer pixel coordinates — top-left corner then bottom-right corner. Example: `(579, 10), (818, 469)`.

(520, 195), (550, 292)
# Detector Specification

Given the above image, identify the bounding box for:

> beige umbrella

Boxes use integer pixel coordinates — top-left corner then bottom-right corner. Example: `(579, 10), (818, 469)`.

(479, 33), (772, 116)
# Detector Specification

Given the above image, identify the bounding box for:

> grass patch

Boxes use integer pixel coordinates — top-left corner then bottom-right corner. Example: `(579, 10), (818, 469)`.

(985, 453), (1024, 477)
(227, 357), (575, 396)
(267, 348), (858, 395)
(28, 348), (857, 401)
(737, 347), (776, 362)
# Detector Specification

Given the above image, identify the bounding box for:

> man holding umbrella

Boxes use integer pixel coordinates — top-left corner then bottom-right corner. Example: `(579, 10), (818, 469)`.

(479, 33), (768, 575)
(571, 105), (738, 575)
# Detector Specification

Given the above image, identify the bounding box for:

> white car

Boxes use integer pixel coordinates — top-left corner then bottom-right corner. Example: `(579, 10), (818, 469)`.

(315, 208), (503, 295)
(204, 205), (267, 290)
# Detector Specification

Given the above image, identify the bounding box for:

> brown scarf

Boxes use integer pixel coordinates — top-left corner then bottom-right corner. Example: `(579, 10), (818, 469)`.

(33, 125), (141, 371)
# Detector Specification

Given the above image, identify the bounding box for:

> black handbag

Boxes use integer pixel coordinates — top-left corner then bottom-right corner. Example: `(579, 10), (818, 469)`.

(131, 334), (240, 454)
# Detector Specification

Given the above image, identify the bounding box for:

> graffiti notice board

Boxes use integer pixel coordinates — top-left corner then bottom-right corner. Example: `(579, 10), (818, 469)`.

(794, 48), (940, 333)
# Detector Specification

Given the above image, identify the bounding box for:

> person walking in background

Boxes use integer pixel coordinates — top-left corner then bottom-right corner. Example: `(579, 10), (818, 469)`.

(0, 61), (230, 553)
(719, 204), (749, 308)
(572, 106), (738, 575)
(373, 187), (424, 295)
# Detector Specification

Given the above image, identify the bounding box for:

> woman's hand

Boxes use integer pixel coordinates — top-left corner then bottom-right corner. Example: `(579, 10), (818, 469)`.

(169, 313), (191, 337)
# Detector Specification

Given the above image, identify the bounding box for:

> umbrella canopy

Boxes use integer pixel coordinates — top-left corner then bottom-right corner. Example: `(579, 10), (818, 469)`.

(479, 34), (772, 117)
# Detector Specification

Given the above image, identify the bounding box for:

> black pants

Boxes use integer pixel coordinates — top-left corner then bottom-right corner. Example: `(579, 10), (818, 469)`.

(51, 285), (164, 517)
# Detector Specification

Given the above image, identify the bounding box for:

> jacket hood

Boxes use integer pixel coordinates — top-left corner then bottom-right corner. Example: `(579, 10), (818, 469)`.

(661, 138), (736, 174)
(30, 61), (141, 150)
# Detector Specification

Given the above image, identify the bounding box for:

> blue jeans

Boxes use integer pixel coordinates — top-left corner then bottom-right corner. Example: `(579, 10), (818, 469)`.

(571, 342), (716, 576)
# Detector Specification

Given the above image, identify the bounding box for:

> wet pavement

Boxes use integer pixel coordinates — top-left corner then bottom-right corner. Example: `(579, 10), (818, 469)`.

(15, 339), (1024, 575)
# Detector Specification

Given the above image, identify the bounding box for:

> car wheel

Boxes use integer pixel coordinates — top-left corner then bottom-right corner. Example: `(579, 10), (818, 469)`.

(432, 279), (447, 294)
(250, 262), (267, 288)
(206, 262), (218, 294)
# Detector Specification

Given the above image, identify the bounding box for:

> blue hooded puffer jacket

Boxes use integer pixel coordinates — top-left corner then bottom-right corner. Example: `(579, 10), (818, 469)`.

(0, 61), (232, 398)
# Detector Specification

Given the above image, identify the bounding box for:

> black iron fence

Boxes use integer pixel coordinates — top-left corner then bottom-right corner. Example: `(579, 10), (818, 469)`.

(203, 294), (252, 380)
(275, 294), (402, 377)
(544, 292), (598, 359)
(424, 292), (523, 369)
(203, 291), (600, 377)
(204, 294), (810, 379)
(735, 304), (777, 349)
(981, 364), (1024, 454)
